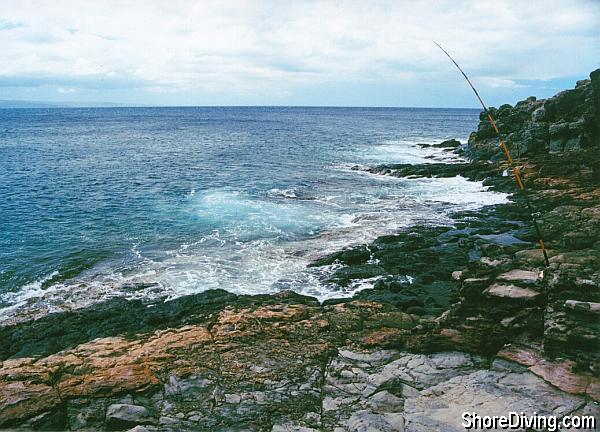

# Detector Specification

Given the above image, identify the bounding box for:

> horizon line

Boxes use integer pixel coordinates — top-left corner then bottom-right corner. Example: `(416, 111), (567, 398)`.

(0, 102), (483, 110)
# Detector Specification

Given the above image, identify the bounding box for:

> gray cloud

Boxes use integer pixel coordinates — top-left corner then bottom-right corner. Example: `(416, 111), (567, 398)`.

(0, 0), (598, 102)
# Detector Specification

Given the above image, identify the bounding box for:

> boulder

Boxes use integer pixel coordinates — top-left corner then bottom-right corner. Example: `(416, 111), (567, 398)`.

(105, 404), (156, 430)
(433, 139), (461, 148)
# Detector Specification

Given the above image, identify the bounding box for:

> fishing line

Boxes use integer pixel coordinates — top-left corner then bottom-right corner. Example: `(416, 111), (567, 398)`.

(434, 42), (550, 267)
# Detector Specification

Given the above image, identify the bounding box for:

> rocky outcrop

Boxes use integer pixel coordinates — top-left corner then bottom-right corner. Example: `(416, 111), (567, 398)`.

(0, 295), (429, 430)
(467, 69), (599, 162)
(311, 69), (600, 407)
(1, 311), (595, 431)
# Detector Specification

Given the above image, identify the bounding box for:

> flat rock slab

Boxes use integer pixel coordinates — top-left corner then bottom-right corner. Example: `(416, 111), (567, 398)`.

(483, 283), (541, 300)
(497, 345), (600, 400)
(496, 269), (541, 284)
(403, 368), (583, 432)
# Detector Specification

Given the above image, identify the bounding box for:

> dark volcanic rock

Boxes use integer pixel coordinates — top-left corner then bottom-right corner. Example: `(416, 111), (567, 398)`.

(316, 69), (600, 375)
(467, 69), (600, 178)
(366, 161), (499, 181)
(457, 69), (600, 374)
(419, 138), (462, 148)
(0, 289), (325, 362)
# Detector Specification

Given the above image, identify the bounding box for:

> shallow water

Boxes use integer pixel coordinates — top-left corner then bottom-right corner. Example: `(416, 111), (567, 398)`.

(0, 107), (509, 320)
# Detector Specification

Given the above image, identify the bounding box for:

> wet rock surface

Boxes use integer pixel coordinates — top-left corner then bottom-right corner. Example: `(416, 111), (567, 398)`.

(1, 70), (599, 430)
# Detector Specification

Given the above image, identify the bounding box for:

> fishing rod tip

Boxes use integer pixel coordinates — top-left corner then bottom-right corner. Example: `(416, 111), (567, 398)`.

(432, 41), (447, 53)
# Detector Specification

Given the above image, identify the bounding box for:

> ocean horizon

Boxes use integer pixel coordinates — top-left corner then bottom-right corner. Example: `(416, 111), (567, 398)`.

(0, 102), (482, 109)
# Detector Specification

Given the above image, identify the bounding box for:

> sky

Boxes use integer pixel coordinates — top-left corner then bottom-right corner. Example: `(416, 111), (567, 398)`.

(0, 0), (598, 108)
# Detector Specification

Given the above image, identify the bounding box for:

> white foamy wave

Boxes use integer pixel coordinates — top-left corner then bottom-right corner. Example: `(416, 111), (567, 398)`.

(298, 274), (381, 302)
(186, 189), (340, 241)
(268, 188), (298, 199)
(330, 164), (406, 183)
(0, 271), (60, 309)
(2, 137), (512, 324)
(353, 138), (466, 165)
(402, 175), (511, 209)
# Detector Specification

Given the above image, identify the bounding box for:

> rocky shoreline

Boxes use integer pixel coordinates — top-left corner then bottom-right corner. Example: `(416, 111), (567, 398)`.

(1, 70), (598, 431)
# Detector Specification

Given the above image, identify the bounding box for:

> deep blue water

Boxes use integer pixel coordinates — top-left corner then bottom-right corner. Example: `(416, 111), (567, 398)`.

(0, 107), (508, 319)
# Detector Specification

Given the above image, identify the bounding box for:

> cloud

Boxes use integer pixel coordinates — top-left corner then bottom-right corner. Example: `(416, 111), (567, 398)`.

(0, 0), (598, 105)
(482, 78), (527, 89)
(0, 19), (27, 30)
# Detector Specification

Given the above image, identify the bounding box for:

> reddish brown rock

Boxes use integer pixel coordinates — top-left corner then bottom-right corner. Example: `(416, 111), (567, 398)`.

(497, 345), (599, 400)
(57, 364), (159, 397)
(0, 381), (61, 426)
(360, 327), (406, 347)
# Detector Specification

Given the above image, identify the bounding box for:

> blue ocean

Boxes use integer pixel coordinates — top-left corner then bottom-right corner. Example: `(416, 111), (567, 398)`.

(0, 107), (509, 321)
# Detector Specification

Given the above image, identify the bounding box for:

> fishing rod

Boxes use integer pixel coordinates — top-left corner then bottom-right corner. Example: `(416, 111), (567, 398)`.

(434, 41), (550, 267)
